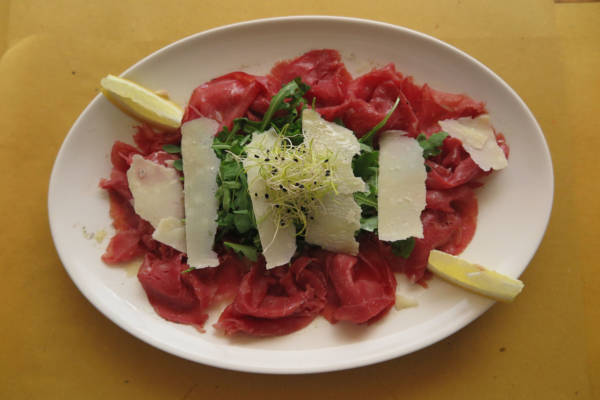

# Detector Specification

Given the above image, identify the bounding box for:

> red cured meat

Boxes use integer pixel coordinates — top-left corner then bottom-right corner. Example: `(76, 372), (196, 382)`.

(138, 252), (248, 330)
(401, 77), (486, 135)
(270, 49), (352, 108)
(182, 72), (275, 129)
(133, 124), (181, 154)
(426, 134), (509, 190)
(214, 257), (327, 336)
(383, 186), (478, 282)
(182, 253), (247, 310)
(324, 237), (396, 324)
(336, 64), (418, 137)
(138, 253), (209, 328)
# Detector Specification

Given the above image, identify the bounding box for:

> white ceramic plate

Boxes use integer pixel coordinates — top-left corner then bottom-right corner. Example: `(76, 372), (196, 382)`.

(48, 16), (553, 374)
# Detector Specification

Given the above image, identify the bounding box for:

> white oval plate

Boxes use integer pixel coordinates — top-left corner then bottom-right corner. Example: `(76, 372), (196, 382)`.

(49, 16), (553, 374)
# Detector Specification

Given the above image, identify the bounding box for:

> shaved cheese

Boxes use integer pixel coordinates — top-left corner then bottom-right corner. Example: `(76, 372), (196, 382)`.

(302, 108), (366, 194)
(127, 154), (184, 227)
(395, 293), (418, 310)
(378, 131), (426, 241)
(305, 193), (361, 255)
(439, 114), (508, 171)
(152, 217), (186, 253)
(301, 109), (364, 254)
(181, 118), (220, 268)
(244, 129), (296, 268)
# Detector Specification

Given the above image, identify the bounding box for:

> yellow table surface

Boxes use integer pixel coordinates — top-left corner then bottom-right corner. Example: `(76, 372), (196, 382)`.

(1, 1), (599, 398)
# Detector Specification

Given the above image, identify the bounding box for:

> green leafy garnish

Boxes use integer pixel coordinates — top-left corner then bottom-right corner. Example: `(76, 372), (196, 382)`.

(224, 241), (258, 262)
(360, 215), (378, 232)
(391, 237), (416, 259)
(417, 131), (448, 159)
(259, 78), (310, 132)
(206, 78), (311, 261)
(162, 144), (181, 154)
(358, 97), (401, 147)
(173, 159), (183, 171)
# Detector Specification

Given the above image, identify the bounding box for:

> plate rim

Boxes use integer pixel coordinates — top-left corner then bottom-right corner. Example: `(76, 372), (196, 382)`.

(48, 15), (554, 374)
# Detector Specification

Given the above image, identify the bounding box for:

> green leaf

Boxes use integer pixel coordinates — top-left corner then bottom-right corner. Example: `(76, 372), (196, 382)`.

(173, 159), (183, 171)
(354, 192), (378, 208)
(233, 213), (253, 234)
(162, 144), (181, 154)
(417, 131), (449, 159)
(224, 241), (258, 262)
(181, 267), (195, 274)
(352, 150), (379, 181)
(360, 216), (378, 232)
(359, 97), (401, 147)
(391, 237), (416, 259)
(259, 77), (310, 131)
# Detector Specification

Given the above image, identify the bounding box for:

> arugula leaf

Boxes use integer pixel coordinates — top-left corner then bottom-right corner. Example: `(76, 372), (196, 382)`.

(259, 77), (310, 132)
(391, 237), (416, 259)
(162, 144), (181, 154)
(359, 97), (401, 147)
(209, 78), (312, 261)
(173, 159), (183, 171)
(360, 216), (378, 232)
(417, 131), (448, 159)
(354, 192), (378, 208)
(224, 241), (258, 262)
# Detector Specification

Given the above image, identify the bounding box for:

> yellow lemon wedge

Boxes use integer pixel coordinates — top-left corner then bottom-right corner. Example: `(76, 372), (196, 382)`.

(427, 250), (524, 302)
(100, 74), (183, 131)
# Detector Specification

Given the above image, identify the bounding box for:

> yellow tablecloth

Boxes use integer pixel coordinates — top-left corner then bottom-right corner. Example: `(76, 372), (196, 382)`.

(1, 1), (598, 398)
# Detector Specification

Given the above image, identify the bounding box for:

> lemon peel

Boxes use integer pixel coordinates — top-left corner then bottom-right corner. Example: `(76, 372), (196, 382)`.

(427, 250), (524, 302)
(100, 74), (183, 131)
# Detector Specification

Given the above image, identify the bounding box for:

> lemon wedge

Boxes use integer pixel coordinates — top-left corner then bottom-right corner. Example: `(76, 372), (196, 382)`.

(427, 250), (524, 302)
(100, 74), (183, 131)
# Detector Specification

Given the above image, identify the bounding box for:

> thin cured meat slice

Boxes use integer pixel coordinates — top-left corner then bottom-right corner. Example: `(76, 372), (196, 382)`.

(384, 186), (478, 282)
(270, 49), (352, 108)
(401, 77), (486, 135)
(101, 191), (153, 264)
(216, 306), (315, 337)
(182, 72), (273, 129)
(214, 257), (327, 336)
(138, 253), (209, 328)
(137, 252), (247, 330)
(426, 134), (510, 190)
(100, 140), (182, 264)
(324, 237), (396, 324)
(133, 124), (181, 154)
(340, 64), (418, 137)
(182, 252), (248, 309)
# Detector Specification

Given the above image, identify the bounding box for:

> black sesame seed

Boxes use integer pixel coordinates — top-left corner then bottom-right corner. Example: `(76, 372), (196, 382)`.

(299, 184), (304, 189)
(254, 154), (259, 158)
(294, 158), (299, 162)
(325, 170), (331, 176)
(264, 193), (269, 199)
(265, 158), (270, 162)
(254, 192), (258, 197)
(275, 204), (280, 208)
(324, 159), (329, 163)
